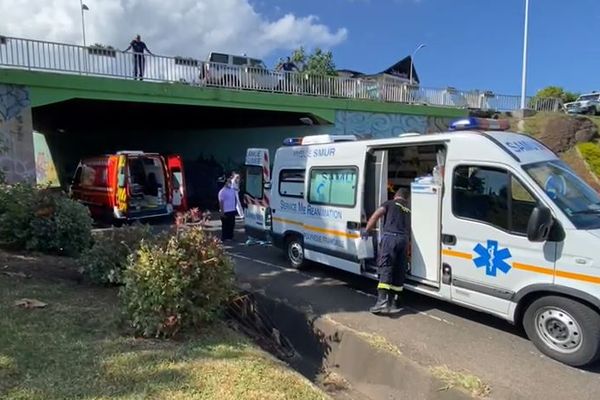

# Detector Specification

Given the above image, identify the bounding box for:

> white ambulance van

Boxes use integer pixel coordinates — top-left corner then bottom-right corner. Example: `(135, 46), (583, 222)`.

(243, 118), (600, 367)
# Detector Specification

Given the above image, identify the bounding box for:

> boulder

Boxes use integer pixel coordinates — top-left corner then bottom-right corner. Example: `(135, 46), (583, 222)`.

(538, 115), (599, 153)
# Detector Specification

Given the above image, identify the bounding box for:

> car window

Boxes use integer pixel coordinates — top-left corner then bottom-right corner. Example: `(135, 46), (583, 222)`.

(453, 166), (509, 231)
(308, 167), (357, 207)
(453, 165), (540, 234)
(279, 169), (305, 198)
(245, 166), (263, 200)
(209, 53), (229, 64)
(232, 56), (247, 66)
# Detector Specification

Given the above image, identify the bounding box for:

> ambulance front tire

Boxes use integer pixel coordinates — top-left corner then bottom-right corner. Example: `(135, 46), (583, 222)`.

(286, 235), (307, 270)
(523, 295), (600, 367)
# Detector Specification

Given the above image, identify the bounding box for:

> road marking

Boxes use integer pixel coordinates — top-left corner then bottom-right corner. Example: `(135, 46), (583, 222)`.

(229, 251), (453, 326)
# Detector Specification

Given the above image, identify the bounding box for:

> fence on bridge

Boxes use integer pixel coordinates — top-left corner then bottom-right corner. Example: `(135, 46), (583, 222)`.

(0, 35), (562, 113)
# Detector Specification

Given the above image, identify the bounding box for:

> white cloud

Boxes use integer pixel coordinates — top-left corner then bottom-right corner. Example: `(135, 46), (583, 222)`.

(0, 0), (347, 59)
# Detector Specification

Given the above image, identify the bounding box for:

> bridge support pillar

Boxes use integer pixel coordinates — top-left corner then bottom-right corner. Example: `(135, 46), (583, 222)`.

(0, 84), (35, 184)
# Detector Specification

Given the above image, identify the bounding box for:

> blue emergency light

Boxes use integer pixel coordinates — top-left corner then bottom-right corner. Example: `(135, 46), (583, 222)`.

(283, 137), (303, 146)
(449, 117), (510, 131)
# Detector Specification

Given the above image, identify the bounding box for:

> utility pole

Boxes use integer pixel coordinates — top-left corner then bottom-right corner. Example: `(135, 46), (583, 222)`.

(520, 0), (530, 110)
(410, 43), (426, 85)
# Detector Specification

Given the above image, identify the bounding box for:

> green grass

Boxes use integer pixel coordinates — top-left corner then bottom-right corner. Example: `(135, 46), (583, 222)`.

(430, 365), (491, 398)
(0, 277), (327, 400)
(578, 142), (600, 178)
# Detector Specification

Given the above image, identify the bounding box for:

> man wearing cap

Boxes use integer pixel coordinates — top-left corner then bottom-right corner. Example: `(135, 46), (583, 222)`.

(362, 188), (411, 314)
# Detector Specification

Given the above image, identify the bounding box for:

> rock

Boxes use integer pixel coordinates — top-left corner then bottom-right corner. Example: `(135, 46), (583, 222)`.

(575, 128), (597, 144)
(538, 115), (599, 153)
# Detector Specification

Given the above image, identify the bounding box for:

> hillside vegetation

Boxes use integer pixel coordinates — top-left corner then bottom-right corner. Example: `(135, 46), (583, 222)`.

(509, 112), (600, 188)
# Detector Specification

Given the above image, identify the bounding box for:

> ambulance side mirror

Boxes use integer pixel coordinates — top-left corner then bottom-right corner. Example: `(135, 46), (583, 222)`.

(527, 206), (553, 242)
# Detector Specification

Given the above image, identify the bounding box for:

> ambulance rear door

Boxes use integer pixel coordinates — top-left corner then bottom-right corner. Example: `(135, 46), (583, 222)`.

(166, 154), (187, 212)
(244, 148), (271, 240)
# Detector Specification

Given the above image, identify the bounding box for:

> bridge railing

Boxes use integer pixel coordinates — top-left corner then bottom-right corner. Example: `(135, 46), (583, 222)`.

(0, 35), (563, 113)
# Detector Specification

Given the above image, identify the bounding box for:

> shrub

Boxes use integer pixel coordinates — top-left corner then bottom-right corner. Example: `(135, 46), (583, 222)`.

(120, 226), (235, 338)
(0, 184), (93, 256)
(578, 142), (600, 178)
(80, 224), (153, 285)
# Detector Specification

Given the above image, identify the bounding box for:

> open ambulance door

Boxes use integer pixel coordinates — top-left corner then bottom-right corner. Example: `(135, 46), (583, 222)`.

(244, 148), (271, 241)
(166, 155), (188, 212)
(364, 149), (388, 268)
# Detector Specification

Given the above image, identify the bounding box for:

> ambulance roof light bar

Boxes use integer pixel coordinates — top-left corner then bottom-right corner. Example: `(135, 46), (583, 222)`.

(449, 117), (510, 132)
(282, 134), (358, 146)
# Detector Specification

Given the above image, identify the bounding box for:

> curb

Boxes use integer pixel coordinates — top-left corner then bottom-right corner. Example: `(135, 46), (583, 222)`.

(253, 292), (472, 400)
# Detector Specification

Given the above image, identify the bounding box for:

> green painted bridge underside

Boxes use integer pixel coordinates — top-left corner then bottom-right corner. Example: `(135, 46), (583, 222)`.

(0, 69), (467, 122)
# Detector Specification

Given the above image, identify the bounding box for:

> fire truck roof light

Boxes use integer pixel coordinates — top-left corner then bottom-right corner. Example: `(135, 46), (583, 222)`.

(449, 117), (510, 131)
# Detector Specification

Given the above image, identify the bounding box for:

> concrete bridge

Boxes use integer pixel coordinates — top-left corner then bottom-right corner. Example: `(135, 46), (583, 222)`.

(0, 35), (477, 207)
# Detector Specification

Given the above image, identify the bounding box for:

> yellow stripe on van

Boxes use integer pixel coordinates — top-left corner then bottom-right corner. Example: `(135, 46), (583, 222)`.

(443, 250), (600, 285)
(272, 217), (360, 239)
(512, 262), (554, 276)
(442, 249), (472, 260)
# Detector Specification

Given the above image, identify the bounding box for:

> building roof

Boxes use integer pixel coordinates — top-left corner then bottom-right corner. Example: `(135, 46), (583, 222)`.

(336, 56), (419, 83)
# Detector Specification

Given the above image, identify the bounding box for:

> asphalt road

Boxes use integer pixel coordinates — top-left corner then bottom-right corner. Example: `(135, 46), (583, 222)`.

(225, 238), (600, 400)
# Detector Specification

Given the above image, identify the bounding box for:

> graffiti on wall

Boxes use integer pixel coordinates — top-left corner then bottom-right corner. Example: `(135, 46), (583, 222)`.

(0, 85), (35, 183)
(331, 111), (453, 138)
(33, 131), (59, 186)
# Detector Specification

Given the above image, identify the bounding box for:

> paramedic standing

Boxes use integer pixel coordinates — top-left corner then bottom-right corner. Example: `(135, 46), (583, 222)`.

(123, 35), (153, 80)
(362, 188), (411, 314)
(218, 172), (242, 241)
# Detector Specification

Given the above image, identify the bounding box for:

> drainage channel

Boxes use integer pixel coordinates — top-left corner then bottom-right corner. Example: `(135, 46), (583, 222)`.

(225, 291), (471, 400)
(225, 291), (370, 399)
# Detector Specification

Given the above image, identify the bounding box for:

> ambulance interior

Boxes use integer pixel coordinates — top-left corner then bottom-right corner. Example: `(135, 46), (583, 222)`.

(127, 156), (167, 212)
(364, 143), (447, 286)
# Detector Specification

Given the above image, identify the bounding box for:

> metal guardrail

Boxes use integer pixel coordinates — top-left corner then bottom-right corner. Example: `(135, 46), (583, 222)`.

(0, 35), (563, 113)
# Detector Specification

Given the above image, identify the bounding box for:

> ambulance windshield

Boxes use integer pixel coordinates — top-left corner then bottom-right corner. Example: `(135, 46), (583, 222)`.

(524, 160), (600, 230)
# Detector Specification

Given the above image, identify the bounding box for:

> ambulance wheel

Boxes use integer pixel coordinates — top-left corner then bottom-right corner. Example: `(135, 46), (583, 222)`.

(523, 295), (600, 367)
(286, 235), (306, 270)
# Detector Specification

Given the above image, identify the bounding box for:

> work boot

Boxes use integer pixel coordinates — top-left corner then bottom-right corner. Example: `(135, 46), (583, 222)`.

(370, 289), (389, 314)
(388, 291), (403, 314)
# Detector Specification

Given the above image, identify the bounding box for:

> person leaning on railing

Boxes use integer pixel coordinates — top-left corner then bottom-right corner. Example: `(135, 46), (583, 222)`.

(123, 35), (153, 80)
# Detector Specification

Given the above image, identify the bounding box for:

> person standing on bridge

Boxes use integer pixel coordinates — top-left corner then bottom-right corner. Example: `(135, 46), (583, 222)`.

(362, 188), (411, 315)
(124, 35), (153, 80)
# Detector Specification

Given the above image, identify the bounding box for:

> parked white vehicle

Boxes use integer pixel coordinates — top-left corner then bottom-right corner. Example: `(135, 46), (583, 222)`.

(202, 52), (280, 90)
(244, 118), (600, 367)
(564, 92), (600, 115)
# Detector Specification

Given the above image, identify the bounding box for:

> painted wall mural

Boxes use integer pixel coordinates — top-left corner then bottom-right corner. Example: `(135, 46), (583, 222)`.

(33, 131), (59, 187)
(0, 85), (35, 183)
(331, 111), (454, 138)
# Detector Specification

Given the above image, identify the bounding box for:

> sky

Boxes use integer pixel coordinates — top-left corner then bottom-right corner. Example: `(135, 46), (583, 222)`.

(1, 0), (599, 95)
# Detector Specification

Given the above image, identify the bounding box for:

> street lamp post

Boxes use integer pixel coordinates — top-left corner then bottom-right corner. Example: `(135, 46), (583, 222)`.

(520, 0), (530, 110)
(80, 1), (89, 48)
(409, 43), (426, 85)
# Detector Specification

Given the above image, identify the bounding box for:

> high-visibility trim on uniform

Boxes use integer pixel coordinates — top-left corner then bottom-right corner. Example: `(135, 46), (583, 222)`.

(394, 202), (411, 214)
(444, 249), (600, 285)
(272, 217), (361, 239)
(377, 282), (404, 292)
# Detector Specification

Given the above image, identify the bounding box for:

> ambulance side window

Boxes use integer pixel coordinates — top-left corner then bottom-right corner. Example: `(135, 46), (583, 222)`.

(279, 169), (305, 198)
(308, 167), (357, 207)
(245, 166), (263, 200)
(452, 165), (537, 235)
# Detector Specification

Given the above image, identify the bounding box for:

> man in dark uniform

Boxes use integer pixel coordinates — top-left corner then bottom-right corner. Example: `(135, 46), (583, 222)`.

(362, 188), (411, 314)
(124, 35), (153, 80)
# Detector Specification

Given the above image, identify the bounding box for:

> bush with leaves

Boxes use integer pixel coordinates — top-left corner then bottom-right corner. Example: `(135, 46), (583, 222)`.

(80, 224), (153, 285)
(120, 226), (235, 338)
(578, 142), (600, 178)
(0, 184), (92, 256)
